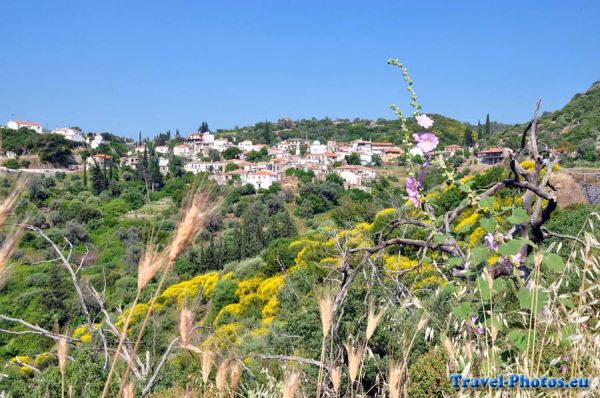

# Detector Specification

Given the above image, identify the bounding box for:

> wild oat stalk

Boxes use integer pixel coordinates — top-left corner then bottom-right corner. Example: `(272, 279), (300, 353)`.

(57, 338), (68, 398)
(330, 364), (342, 396)
(344, 339), (364, 391)
(283, 371), (301, 398)
(315, 286), (335, 397)
(215, 359), (230, 393)
(387, 361), (402, 398)
(114, 186), (222, 397)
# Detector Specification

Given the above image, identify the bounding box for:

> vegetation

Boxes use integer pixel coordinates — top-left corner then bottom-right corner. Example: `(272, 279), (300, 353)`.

(0, 65), (598, 398)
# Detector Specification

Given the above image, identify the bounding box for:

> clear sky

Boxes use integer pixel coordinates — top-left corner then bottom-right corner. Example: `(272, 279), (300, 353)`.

(2, 1), (599, 138)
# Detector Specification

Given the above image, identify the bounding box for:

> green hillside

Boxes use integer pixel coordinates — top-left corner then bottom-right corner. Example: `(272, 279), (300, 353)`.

(216, 113), (469, 147)
(480, 81), (600, 163)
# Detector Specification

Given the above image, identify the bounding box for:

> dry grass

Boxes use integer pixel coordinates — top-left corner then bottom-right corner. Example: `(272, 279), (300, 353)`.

(202, 350), (215, 385)
(366, 303), (386, 341)
(283, 371), (301, 398)
(215, 359), (230, 392)
(343, 340), (364, 385)
(57, 338), (68, 398)
(178, 307), (195, 348)
(551, 171), (588, 207)
(330, 365), (342, 396)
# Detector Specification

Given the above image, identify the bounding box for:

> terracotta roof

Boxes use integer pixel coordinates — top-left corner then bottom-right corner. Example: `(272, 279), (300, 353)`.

(227, 169), (245, 175)
(371, 142), (394, 146)
(12, 120), (41, 126)
(479, 147), (504, 154)
(445, 144), (462, 149)
(93, 154), (112, 159)
(384, 147), (403, 153)
(253, 170), (276, 176)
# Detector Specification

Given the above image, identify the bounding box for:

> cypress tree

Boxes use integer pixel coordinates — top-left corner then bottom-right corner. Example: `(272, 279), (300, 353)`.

(485, 114), (491, 138)
(91, 162), (107, 194)
(464, 127), (474, 149)
(477, 120), (482, 139)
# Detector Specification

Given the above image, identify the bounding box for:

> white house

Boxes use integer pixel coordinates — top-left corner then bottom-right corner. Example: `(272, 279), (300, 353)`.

(52, 127), (84, 142)
(213, 138), (230, 152)
(243, 170), (279, 190)
(89, 134), (105, 149)
(184, 160), (225, 174)
(7, 120), (43, 133)
(156, 145), (169, 155)
(173, 144), (191, 157)
(239, 140), (253, 152)
(158, 157), (170, 175)
(334, 165), (376, 189)
(309, 140), (327, 154)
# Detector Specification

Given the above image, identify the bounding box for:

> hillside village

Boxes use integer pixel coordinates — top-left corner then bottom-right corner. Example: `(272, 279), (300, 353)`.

(1, 118), (507, 191)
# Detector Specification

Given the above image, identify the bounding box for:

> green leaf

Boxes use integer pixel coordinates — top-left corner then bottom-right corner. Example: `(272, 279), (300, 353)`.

(452, 303), (471, 319)
(477, 275), (505, 301)
(557, 296), (575, 309)
(507, 207), (529, 224)
(484, 314), (504, 332)
(470, 246), (492, 265)
(479, 197), (495, 211)
(517, 287), (549, 314)
(447, 257), (462, 267)
(443, 283), (455, 295)
(507, 330), (528, 351)
(433, 233), (446, 244)
(498, 239), (521, 256)
(460, 181), (473, 193)
(543, 253), (565, 273)
(479, 217), (497, 233)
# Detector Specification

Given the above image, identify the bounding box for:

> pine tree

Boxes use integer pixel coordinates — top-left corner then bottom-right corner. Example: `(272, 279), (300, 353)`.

(485, 114), (491, 138)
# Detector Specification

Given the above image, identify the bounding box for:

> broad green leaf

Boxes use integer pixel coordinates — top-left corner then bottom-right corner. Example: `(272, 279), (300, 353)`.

(479, 217), (497, 233)
(470, 246), (492, 265)
(483, 314), (504, 332)
(517, 287), (548, 314)
(452, 303), (471, 319)
(460, 181), (473, 193)
(498, 239), (521, 256)
(458, 223), (473, 234)
(507, 330), (528, 351)
(447, 257), (462, 267)
(479, 197), (495, 211)
(443, 283), (455, 295)
(507, 207), (529, 224)
(543, 253), (565, 273)
(477, 275), (505, 301)
(557, 296), (575, 309)
(433, 233), (446, 244)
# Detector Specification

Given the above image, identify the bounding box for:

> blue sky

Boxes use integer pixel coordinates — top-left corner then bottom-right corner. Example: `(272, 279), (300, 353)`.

(1, 1), (599, 138)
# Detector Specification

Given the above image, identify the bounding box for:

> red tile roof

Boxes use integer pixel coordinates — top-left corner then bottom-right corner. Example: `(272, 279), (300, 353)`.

(13, 120), (41, 126)
(479, 147), (504, 154)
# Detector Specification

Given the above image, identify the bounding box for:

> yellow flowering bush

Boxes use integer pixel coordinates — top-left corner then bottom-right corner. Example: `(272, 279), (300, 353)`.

(161, 271), (219, 305)
(454, 211), (480, 233)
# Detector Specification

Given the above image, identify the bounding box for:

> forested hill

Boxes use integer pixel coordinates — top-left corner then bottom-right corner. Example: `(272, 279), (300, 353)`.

(479, 81), (600, 161)
(215, 113), (470, 147)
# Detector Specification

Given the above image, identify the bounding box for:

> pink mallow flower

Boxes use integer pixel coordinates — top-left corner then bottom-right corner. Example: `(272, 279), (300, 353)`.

(484, 233), (500, 251)
(413, 133), (439, 154)
(406, 177), (420, 208)
(416, 114), (434, 129)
